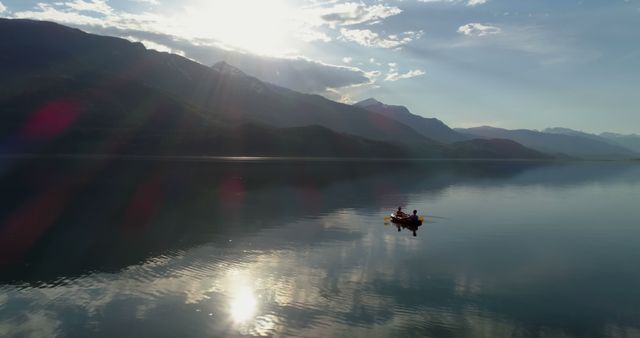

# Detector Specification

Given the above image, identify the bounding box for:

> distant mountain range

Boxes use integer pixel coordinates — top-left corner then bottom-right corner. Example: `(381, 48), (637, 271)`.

(545, 128), (640, 154)
(457, 126), (638, 160)
(0, 19), (635, 160)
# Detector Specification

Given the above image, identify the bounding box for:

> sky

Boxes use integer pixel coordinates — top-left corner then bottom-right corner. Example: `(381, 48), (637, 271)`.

(1, 0), (639, 134)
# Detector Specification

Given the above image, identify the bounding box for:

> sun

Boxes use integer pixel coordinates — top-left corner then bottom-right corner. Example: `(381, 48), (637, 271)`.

(181, 0), (300, 56)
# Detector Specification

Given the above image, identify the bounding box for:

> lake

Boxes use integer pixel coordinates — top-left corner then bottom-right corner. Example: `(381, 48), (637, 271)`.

(1, 158), (639, 337)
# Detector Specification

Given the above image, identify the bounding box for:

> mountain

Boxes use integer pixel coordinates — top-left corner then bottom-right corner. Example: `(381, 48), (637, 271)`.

(354, 98), (469, 143)
(600, 133), (640, 154)
(544, 128), (640, 155)
(544, 127), (598, 139)
(353, 98), (552, 158)
(448, 139), (550, 159)
(0, 74), (407, 157)
(0, 19), (548, 159)
(0, 18), (433, 148)
(457, 126), (636, 159)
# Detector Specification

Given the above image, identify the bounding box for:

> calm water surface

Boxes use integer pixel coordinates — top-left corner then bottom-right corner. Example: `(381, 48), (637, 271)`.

(0, 158), (639, 337)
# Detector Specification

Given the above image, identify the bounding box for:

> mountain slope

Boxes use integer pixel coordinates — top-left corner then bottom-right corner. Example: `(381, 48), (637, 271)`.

(0, 76), (407, 157)
(600, 133), (640, 154)
(354, 98), (469, 143)
(0, 18), (434, 147)
(544, 128), (640, 155)
(447, 139), (551, 159)
(458, 126), (636, 159)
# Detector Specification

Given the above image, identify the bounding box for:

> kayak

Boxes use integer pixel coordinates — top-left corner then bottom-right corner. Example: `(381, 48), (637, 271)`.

(390, 213), (423, 225)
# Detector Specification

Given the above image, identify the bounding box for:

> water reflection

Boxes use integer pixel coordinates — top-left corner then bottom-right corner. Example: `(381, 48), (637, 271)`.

(0, 158), (640, 337)
(229, 286), (257, 323)
(393, 222), (422, 237)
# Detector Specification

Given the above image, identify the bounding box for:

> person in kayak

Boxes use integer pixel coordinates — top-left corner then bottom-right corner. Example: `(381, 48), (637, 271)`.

(395, 207), (407, 217)
(409, 210), (419, 222)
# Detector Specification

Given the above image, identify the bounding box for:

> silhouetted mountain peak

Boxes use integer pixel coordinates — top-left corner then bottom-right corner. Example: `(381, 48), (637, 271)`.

(211, 61), (247, 77)
(355, 98), (469, 143)
(354, 98), (411, 115)
(464, 126), (507, 132)
(544, 127), (593, 138)
(354, 98), (384, 107)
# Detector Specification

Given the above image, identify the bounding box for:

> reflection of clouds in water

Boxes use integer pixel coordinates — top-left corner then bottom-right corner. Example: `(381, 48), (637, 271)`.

(0, 208), (447, 336)
(0, 311), (62, 338)
(605, 324), (640, 337)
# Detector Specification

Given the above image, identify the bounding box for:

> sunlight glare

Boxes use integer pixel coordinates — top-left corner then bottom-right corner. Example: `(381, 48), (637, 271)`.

(230, 286), (258, 322)
(182, 0), (299, 56)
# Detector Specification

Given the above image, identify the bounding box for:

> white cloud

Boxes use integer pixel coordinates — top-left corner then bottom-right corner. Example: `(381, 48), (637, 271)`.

(0, 2), (7, 13)
(317, 2), (402, 28)
(339, 28), (423, 48)
(457, 23), (501, 36)
(124, 36), (184, 56)
(385, 69), (426, 81)
(132, 0), (160, 4)
(13, 3), (106, 26)
(466, 0), (488, 6)
(342, 57), (353, 63)
(295, 28), (332, 43)
(7, 0), (423, 98)
(418, 0), (489, 6)
(10, 1), (378, 96)
(446, 24), (601, 65)
(65, 0), (113, 15)
(8, 1), (409, 55)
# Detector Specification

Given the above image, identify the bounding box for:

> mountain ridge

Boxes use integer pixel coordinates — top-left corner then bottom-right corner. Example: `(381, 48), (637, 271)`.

(457, 126), (636, 159)
(0, 18), (438, 148)
(545, 127), (640, 155)
(0, 19), (574, 159)
(354, 98), (469, 143)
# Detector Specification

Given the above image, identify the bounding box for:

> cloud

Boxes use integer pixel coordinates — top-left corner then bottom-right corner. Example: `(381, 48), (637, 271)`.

(0, 1), (6, 13)
(318, 2), (402, 27)
(64, 0), (113, 15)
(296, 29), (332, 42)
(385, 69), (426, 81)
(132, 0), (160, 4)
(124, 36), (185, 56)
(77, 25), (374, 94)
(12, 2), (161, 28)
(383, 61), (425, 82)
(224, 55), (376, 93)
(457, 23), (501, 36)
(8, 1), (421, 98)
(466, 0), (488, 6)
(443, 24), (601, 65)
(339, 28), (424, 48)
(166, 35), (377, 93)
(418, 0), (489, 6)
(12, 3), (101, 25)
(8, 1), (402, 54)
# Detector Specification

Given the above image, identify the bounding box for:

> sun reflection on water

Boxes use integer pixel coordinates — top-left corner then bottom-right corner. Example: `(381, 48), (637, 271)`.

(230, 286), (258, 323)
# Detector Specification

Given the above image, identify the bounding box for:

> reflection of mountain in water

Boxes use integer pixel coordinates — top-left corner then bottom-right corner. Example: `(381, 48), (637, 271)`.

(0, 157), (638, 283)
